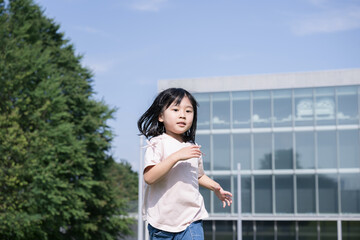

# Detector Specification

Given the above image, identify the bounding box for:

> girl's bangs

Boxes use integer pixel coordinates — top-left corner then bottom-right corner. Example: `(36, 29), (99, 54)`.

(165, 92), (185, 109)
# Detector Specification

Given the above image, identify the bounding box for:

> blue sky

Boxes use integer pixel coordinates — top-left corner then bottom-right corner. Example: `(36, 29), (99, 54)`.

(34, 0), (360, 171)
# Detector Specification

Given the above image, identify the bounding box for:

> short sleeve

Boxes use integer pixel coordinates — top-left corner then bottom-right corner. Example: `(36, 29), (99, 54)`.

(198, 155), (205, 178)
(143, 138), (163, 172)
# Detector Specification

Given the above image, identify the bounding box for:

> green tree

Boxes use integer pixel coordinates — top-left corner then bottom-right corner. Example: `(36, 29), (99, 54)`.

(0, 0), (134, 239)
(107, 160), (138, 212)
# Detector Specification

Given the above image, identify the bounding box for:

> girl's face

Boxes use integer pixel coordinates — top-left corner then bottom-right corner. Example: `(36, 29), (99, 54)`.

(158, 96), (194, 142)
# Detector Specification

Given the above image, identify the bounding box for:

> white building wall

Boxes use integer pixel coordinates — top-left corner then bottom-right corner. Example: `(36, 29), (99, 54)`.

(158, 69), (360, 92)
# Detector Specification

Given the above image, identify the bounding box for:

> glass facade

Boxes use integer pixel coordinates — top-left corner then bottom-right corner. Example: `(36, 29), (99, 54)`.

(192, 85), (360, 239)
(202, 220), (360, 240)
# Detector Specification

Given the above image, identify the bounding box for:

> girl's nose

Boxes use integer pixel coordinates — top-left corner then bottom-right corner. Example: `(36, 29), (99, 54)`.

(179, 110), (186, 118)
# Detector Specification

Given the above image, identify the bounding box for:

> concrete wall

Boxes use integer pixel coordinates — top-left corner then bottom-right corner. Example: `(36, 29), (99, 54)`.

(158, 69), (360, 93)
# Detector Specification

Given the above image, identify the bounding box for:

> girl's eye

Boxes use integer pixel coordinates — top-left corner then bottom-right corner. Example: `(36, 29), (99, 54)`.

(186, 110), (193, 113)
(173, 109), (179, 112)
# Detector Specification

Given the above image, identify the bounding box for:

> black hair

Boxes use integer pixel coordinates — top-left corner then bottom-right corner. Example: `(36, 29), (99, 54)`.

(137, 88), (198, 143)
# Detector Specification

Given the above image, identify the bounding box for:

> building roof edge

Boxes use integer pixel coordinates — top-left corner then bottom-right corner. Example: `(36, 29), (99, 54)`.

(158, 68), (360, 93)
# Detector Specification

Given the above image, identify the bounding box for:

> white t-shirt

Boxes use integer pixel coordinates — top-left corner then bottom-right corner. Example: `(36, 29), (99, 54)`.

(142, 133), (209, 232)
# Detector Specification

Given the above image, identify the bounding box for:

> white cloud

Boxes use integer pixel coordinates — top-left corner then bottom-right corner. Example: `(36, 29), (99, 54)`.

(292, 7), (360, 35)
(130, 0), (168, 12)
(82, 58), (117, 74)
(291, 1), (360, 35)
(73, 25), (111, 38)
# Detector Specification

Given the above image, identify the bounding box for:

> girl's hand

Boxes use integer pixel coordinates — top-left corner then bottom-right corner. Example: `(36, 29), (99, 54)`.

(214, 185), (233, 208)
(173, 145), (202, 161)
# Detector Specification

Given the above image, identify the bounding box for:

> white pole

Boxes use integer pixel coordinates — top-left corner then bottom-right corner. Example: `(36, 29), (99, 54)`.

(337, 220), (342, 240)
(138, 136), (144, 240)
(237, 163), (242, 240)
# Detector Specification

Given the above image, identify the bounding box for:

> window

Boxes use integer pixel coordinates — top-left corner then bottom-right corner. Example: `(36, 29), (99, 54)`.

(232, 91), (251, 128)
(255, 175), (272, 213)
(273, 89), (293, 127)
(318, 174), (338, 213)
(339, 129), (360, 168)
(317, 131), (337, 169)
(342, 221), (360, 240)
(256, 221), (274, 240)
(242, 221), (254, 240)
(215, 221), (234, 240)
(254, 133), (272, 170)
(196, 134), (211, 171)
(233, 133), (251, 170)
(340, 173), (360, 213)
(213, 176), (231, 214)
(234, 175), (252, 213)
(199, 186), (210, 214)
(295, 132), (315, 169)
(297, 175), (316, 213)
(213, 134), (231, 170)
(277, 221), (296, 240)
(276, 175), (294, 213)
(337, 86), (359, 125)
(212, 92), (230, 129)
(203, 221), (213, 240)
(298, 221), (318, 240)
(274, 132), (293, 169)
(253, 91), (271, 128)
(194, 93), (210, 129)
(295, 88), (314, 126)
(320, 221), (337, 240)
(315, 87), (336, 126)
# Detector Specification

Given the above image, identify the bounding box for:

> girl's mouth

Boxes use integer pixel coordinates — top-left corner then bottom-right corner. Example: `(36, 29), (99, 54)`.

(177, 122), (186, 127)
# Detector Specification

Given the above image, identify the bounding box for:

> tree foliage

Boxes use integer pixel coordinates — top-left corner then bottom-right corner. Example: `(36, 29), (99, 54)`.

(0, 0), (135, 239)
(107, 160), (138, 212)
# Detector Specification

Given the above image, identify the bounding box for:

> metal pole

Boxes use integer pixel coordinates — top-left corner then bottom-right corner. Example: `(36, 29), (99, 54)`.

(237, 163), (242, 240)
(337, 220), (342, 240)
(138, 136), (144, 240)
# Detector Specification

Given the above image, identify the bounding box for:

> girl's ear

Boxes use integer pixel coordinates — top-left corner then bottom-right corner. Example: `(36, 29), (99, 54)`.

(158, 113), (164, 122)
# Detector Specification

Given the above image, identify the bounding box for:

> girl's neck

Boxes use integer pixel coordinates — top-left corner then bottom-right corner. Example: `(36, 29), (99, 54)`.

(164, 132), (184, 143)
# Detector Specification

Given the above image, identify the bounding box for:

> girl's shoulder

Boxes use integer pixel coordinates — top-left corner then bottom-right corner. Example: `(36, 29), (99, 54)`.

(149, 133), (166, 142)
(145, 134), (166, 149)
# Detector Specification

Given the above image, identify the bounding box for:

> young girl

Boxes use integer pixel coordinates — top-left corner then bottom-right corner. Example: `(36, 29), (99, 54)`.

(138, 88), (233, 240)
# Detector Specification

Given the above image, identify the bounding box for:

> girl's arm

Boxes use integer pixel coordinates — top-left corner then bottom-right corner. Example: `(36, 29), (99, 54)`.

(198, 174), (233, 208)
(144, 145), (201, 185)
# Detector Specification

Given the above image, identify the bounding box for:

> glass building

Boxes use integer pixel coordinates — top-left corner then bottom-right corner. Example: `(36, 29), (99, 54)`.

(157, 69), (360, 239)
